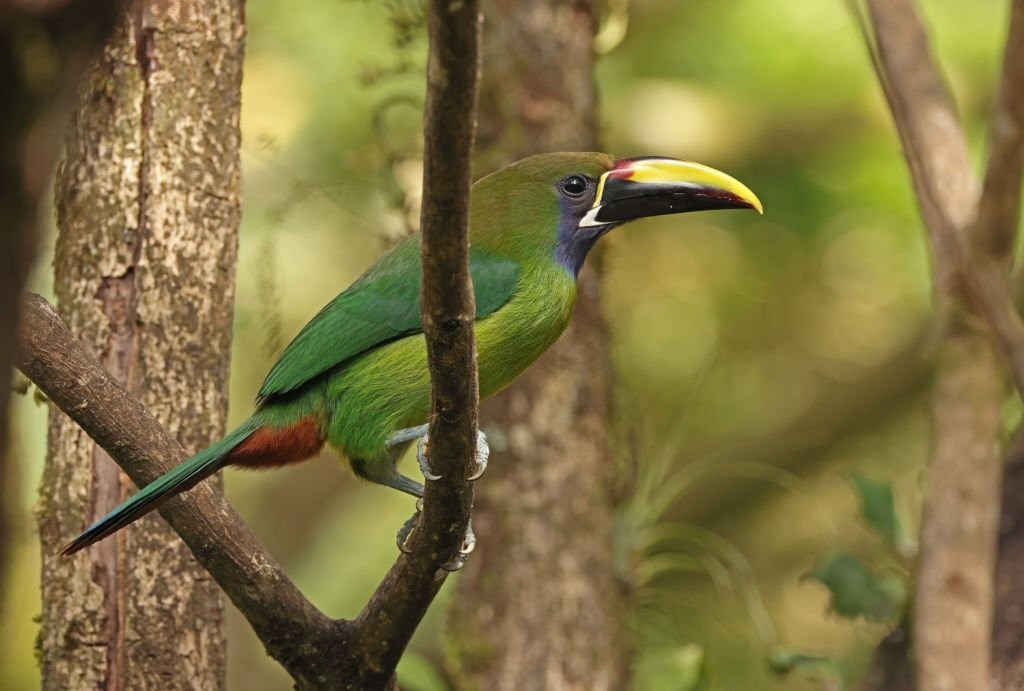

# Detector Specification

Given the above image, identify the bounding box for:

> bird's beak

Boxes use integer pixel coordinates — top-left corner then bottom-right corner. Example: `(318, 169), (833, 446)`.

(579, 156), (763, 228)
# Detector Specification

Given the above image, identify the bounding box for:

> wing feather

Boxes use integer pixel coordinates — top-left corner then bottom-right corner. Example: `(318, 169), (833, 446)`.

(257, 236), (519, 400)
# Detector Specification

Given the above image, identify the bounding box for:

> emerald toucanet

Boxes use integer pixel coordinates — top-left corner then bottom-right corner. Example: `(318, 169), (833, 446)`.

(62, 152), (762, 556)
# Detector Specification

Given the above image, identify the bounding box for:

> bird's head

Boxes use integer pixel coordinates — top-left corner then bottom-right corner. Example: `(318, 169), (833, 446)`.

(472, 152), (762, 277)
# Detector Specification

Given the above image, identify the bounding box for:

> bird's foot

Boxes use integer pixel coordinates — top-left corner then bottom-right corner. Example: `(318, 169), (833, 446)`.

(396, 498), (424, 554)
(442, 518), (476, 572)
(390, 424), (485, 570)
(395, 500), (475, 571)
(416, 429), (489, 482)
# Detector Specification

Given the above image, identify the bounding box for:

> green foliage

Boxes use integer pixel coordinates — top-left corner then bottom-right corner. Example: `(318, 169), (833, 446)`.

(849, 473), (915, 557)
(769, 473), (914, 687)
(806, 552), (907, 623)
(850, 474), (897, 544)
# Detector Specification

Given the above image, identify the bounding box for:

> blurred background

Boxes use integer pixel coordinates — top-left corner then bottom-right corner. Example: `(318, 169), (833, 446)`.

(1, 0), (1010, 688)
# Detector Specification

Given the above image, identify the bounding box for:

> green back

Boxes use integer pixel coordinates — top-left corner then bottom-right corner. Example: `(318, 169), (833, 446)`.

(257, 234), (519, 400)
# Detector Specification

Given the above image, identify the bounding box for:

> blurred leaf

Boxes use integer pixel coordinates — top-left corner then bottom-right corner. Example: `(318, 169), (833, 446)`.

(849, 473), (897, 543)
(806, 552), (907, 622)
(397, 650), (449, 691)
(849, 473), (916, 557)
(636, 644), (709, 691)
(768, 648), (847, 687)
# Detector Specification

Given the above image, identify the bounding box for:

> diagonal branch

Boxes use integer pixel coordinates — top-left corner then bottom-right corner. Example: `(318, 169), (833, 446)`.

(860, 0), (975, 264)
(16, 0), (482, 687)
(976, 0), (1024, 265)
(14, 293), (341, 685)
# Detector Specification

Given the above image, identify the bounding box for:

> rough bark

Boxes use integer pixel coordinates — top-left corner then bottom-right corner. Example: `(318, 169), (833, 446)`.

(446, 2), (630, 689)
(40, 1), (244, 687)
(0, 0), (121, 617)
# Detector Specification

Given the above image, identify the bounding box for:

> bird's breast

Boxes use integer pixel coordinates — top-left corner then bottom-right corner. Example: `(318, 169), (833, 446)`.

(475, 264), (577, 399)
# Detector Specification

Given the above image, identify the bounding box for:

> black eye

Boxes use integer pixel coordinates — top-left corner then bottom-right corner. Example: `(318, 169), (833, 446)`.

(559, 174), (589, 199)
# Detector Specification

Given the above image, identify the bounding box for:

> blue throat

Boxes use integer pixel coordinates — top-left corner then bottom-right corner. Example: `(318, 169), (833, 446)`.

(554, 199), (615, 277)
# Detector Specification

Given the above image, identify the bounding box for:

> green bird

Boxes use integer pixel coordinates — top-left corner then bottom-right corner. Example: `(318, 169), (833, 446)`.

(62, 152), (761, 556)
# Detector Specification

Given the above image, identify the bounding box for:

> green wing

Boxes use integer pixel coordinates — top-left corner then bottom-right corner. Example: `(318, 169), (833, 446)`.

(257, 235), (520, 401)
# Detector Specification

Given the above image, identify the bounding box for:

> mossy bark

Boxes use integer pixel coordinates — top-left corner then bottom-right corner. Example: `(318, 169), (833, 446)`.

(40, 2), (244, 688)
(446, 2), (631, 688)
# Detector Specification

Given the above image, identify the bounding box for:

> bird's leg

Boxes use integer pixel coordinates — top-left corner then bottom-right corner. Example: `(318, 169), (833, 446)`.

(385, 423), (429, 448)
(386, 425), (488, 568)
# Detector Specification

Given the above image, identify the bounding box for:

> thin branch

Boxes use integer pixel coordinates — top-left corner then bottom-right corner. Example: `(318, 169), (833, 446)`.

(976, 0), (1024, 264)
(864, 0), (1024, 398)
(350, 0), (482, 684)
(863, 0), (975, 264)
(966, 0), (1024, 398)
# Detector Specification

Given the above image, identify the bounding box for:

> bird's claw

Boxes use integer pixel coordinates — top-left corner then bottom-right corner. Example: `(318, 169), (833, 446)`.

(468, 430), (489, 481)
(441, 518), (476, 572)
(396, 498), (424, 553)
(416, 435), (442, 481)
(442, 553), (468, 572)
(416, 429), (489, 483)
(459, 518), (476, 555)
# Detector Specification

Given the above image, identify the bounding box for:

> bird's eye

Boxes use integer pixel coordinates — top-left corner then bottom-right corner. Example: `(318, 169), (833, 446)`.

(559, 175), (589, 199)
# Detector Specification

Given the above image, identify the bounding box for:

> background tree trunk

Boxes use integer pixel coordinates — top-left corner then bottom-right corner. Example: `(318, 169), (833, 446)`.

(39, 2), (244, 688)
(860, 0), (1024, 687)
(445, 2), (631, 689)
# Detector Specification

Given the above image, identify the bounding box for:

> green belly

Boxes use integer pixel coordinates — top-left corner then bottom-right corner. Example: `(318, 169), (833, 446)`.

(323, 266), (577, 462)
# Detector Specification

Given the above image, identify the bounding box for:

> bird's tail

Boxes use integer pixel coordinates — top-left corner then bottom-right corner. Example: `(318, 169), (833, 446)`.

(60, 418), (261, 556)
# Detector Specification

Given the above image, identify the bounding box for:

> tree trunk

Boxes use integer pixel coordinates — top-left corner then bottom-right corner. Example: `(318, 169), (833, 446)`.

(914, 313), (1002, 691)
(446, 2), (631, 689)
(39, 2), (244, 688)
(0, 0), (122, 617)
